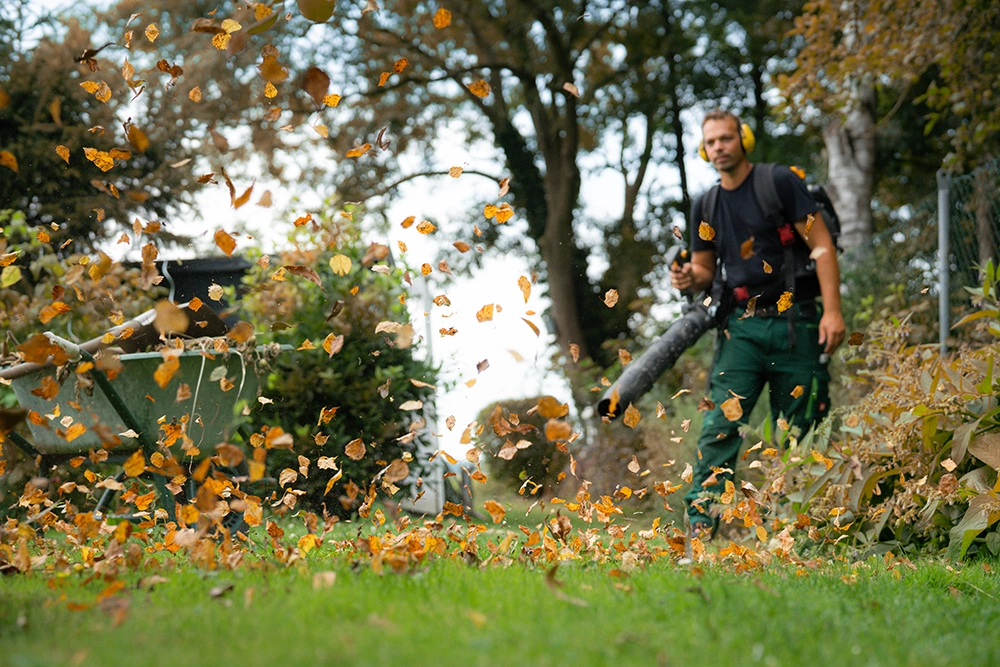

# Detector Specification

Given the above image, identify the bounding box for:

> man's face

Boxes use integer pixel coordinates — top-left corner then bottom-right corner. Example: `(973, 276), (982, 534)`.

(702, 118), (745, 172)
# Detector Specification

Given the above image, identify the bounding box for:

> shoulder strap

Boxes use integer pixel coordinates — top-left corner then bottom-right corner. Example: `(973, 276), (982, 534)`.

(752, 163), (783, 224)
(701, 184), (720, 229)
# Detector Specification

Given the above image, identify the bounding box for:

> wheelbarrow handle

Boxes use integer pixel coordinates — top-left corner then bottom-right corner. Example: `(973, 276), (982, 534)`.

(43, 332), (82, 361)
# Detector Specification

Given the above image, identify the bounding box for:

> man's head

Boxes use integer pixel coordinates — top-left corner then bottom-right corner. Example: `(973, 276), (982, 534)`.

(700, 110), (755, 174)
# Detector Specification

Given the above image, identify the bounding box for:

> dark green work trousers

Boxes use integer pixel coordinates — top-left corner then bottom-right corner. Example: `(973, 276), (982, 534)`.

(684, 302), (831, 529)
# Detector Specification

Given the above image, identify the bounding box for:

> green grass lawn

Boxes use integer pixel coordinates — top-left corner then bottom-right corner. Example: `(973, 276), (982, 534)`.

(2, 547), (999, 667)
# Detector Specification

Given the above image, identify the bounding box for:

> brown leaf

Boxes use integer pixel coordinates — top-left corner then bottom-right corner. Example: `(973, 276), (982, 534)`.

(848, 332), (865, 346)
(623, 404), (641, 429)
(740, 237), (755, 260)
(284, 265), (325, 289)
(302, 66), (331, 106)
(544, 419), (572, 441)
(322, 333), (344, 357)
(345, 438), (366, 460)
(603, 289), (619, 308)
(227, 321), (254, 343)
(383, 459), (409, 484)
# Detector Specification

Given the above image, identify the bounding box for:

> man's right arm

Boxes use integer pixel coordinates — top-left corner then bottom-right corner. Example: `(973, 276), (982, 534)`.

(670, 250), (716, 293)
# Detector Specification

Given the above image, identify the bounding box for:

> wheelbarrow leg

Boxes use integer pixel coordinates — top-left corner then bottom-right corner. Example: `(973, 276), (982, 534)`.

(78, 350), (178, 523)
(5, 429), (41, 458)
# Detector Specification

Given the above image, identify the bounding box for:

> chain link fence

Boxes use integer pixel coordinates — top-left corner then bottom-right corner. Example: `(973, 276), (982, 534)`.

(840, 156), (1000, 346)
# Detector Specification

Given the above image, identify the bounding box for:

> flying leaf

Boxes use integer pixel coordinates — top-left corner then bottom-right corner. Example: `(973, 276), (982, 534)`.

(208, 283), (224, 301)
(449, 166), (463, 178)
(1, 265), (22, 288)
(720, 396), (743, 421)
(214, 229), (236, 256)
(329, 254), (352, 275)
(777, 291), (793, 313)
(284, 265), (324, 289)
(228, 321), (254, 343)
(467, 79), (491, 98)
(483, 500), (505, 524)
(416, 220), (436, 234)
(154, 356), (180, 389)
(433, 8), (452, 28)
(322, 333), (344, 357)
(517, 275), (531, 303)
(345, 438), (366, 461)
(83, 147), (114, 172)
(476, 304), (494, 322)
(346, 143), (372, 158)
(55, 145), (70, 164)
(603, 289), (619, 308)
(537, 396), (569, 419)
(848, 332), (864, 346)
(623, 404), (641, 429)
(124, 450), (146, 477)
(698, 221), (715, 241)
(145, 23), (159, 42)
(740, 237), (755, 260)
(302, 66), (331, 106)
(562, 82), (580, 97)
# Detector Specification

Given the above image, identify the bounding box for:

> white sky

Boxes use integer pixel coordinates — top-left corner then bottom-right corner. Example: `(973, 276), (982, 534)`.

(32, 0), (720, 455)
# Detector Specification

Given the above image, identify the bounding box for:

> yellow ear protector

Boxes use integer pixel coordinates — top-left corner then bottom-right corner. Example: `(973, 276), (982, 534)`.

(698, 120), (756, 161)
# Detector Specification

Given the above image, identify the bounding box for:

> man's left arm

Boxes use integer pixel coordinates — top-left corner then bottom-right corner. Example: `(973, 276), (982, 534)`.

(793, 213), (846, 354)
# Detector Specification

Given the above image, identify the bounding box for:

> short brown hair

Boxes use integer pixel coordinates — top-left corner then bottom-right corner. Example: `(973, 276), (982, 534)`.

(702, 109), (741, 131)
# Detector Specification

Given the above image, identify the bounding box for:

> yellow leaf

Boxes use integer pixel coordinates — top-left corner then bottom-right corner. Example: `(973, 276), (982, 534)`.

(64, 423), (86, 442)
(777, 291), (793, 313)
(323, 93), (342, 107)
(189, 86), (202, 102)
(416, 220), (436, 234)
(145, 23), (159, 42)
(329, 254), (352, 275)
(95, 82), (112, 103)
(448, 166), (463, 178)
(83, 147), (114, 172)
(763, 260), (773, 274)
(698, 221), (715, 241)
(128, 125), (150, 153)
(55, 145), (70, 164)
(494, 203), (514, 223)
(476, 304), (494, 322)
(756, 525), (767, 541)
(264, 81), (277, 98)
(123, 450), (146, 477)
(221, 18), (242, 33)
(483, 204), (497, 219)
(603, 289), (619, 308)
(433, 8), (452, 28)
(393, 57), (409, 73)
(313, 124), (328, 137)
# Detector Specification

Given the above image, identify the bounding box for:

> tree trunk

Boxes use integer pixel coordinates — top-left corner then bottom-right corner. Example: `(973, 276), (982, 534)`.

(823, 89), (875, 253)
(540, 159), (586, 359)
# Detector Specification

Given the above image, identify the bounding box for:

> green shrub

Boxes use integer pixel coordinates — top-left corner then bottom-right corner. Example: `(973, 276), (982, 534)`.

(240, 206), (438, 518)
(749, 260), (1000, 559)
(476, 396), (571, 495)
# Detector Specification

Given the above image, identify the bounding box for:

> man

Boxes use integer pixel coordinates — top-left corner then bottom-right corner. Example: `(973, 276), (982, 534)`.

(670, 109), (846, 537)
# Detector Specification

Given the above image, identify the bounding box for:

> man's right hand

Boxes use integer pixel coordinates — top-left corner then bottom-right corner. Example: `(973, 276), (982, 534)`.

(670, 262), (695, 291)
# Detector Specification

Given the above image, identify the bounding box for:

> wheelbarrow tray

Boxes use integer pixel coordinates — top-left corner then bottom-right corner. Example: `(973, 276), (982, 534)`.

(9, 349), (258, 456)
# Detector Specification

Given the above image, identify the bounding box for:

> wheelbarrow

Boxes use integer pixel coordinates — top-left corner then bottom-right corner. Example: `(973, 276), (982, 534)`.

(0, 304), (273, 526)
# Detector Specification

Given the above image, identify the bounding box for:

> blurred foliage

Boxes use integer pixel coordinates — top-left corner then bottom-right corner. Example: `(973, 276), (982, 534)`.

(475, 396), (570, 495)
(239, 205), (438, 518)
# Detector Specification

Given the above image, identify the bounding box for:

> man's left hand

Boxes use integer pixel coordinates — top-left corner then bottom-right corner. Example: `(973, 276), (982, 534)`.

(818, 310), (846, 354)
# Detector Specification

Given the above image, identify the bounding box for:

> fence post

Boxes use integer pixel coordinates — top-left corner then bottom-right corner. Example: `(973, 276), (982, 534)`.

(937, 169), (951, 354)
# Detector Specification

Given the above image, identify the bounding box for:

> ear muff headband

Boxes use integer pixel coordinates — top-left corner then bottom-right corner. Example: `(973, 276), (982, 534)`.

(698, 122), (756, 161)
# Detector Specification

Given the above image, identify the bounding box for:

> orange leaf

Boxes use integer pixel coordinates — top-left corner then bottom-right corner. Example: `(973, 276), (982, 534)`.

(483, 500), (506, 524)
(154, 356), (180, 389)
(124, 450), (146, 477)
(214, 230), (236, 256)
(698, 221), (715, 241)
(346, 143), (372, 158)
(467, 79), (491, 98)
(432, 7), (452, 28)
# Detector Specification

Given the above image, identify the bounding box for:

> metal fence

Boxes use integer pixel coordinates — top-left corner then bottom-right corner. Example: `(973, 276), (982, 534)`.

(839, 156), (1000, 349)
